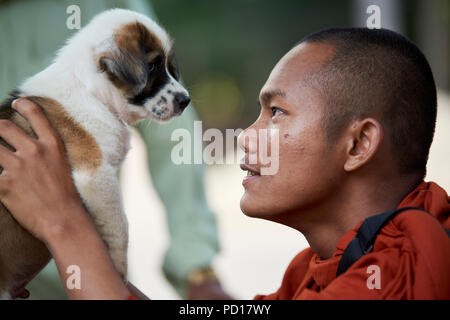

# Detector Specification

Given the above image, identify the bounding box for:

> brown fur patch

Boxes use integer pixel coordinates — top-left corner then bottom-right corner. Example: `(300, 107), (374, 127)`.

(0, 95), (102, 173)
(114, 22), (164, 59)
(97, 22), (166, 98)
(26, 96), (102, 173)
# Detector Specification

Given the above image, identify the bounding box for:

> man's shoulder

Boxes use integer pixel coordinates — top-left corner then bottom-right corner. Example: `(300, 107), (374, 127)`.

(351, 208), (450, 298)
(379, 207), (450, 252)
(367, 208), (450, 271)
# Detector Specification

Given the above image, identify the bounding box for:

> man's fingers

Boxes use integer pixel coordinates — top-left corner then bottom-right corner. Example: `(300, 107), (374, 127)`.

(0, 118), (35, 151)
(11, 98), (57, 141)
(0, 143), (17, 167)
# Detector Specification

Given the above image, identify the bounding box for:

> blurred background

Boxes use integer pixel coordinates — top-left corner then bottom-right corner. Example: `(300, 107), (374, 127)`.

(122, 0), (450, 299)
(0, 0), (448, 299)
(150, 0), (449, 130)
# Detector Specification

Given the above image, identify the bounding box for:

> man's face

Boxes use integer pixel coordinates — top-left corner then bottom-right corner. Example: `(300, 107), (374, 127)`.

(239, 42), (345, 223)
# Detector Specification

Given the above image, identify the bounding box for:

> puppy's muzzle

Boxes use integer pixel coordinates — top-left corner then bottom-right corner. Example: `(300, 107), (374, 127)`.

(173, 92), (190, 115)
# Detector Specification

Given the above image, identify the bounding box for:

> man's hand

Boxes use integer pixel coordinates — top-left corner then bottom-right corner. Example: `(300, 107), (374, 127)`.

(0, 98), (130, 299)
(0, 98), (85, 242)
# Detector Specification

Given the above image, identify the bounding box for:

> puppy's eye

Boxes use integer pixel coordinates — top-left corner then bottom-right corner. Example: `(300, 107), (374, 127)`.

(148, 63), (156, 73)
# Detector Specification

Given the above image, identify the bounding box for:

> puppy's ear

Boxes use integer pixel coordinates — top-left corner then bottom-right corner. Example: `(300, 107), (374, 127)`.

(98, 50), (148, 96)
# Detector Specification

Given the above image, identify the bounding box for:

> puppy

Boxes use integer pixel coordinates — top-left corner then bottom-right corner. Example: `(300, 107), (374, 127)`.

(0, 9), (190, 299)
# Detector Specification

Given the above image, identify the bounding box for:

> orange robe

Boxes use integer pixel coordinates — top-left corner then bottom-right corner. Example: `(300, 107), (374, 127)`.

(254, 181), (450, 299)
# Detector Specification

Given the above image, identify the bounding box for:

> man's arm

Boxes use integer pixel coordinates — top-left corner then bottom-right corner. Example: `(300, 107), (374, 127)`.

(0, 98), (131, 299)
(136, 109), (227, 299)
(45, 207), (131, 300)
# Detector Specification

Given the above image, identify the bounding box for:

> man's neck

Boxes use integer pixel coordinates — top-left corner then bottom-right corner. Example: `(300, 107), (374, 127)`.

(290, 174), (423, 259)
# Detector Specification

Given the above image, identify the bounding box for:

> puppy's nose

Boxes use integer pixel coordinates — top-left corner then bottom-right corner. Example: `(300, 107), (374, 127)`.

(174, 93), (191, 110)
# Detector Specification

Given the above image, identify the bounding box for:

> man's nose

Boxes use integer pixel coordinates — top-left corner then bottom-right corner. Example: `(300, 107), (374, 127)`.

(238, 128), (258, 154)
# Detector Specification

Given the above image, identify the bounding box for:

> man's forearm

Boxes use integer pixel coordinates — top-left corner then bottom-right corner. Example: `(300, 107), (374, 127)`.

(0, 99), (132, 300)
(44, 204), (130, 300)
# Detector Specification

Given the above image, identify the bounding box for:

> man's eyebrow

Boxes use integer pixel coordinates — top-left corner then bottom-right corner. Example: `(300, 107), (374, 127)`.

(259, 89), (286, 104)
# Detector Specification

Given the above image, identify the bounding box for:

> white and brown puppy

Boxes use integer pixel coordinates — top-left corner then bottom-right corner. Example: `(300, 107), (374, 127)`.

(0, 9), (190, 299)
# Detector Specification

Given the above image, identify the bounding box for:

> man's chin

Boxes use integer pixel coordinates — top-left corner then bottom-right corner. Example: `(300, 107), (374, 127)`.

(240, 197), (256, 217)
(240, 197), (273, 219)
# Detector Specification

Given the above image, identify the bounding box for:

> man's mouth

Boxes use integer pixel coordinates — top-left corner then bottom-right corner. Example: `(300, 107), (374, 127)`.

(240, 164), (261, 185)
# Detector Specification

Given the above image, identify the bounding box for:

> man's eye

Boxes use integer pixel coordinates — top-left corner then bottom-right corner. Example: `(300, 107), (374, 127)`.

(271, 107), (284, 117)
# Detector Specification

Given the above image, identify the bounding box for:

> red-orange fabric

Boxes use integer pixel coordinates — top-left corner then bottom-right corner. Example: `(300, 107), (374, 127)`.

(254, 181), (450, 300)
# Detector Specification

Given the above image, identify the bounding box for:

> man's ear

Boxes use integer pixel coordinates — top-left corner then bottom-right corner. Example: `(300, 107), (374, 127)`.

(343, 118), (383, 172)
(98, 49), (148, 96)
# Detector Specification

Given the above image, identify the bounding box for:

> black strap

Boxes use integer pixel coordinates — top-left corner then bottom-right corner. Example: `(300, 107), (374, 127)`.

(336, 206), (450, 277)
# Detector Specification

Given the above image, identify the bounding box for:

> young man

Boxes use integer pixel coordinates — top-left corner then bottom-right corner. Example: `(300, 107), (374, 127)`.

(0, 28), (448, 299)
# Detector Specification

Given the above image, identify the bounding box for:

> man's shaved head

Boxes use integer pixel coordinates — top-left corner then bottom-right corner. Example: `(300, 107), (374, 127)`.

(299, 28), (437, 176)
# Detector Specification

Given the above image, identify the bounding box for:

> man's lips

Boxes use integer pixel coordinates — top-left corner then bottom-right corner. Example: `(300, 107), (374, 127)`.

(240, 164), (261, 185)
